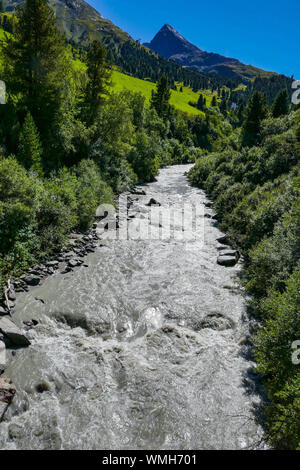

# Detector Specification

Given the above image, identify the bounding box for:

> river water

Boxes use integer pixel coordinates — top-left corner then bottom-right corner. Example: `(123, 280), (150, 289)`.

(0, 165), (265, 450)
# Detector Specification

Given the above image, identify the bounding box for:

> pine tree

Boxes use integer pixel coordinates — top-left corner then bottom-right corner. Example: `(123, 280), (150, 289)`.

(18, 112), (43, 175)
(196, 94), (207, 111)
(84, 40), (111, 124)
(241, 91), (269, 147)
(0, 1), (4, 13)
(211, 95), (217, 107)
(2, 0), (65, 134)
(272, 89), (289, 118)
(150, 75), (171, 118)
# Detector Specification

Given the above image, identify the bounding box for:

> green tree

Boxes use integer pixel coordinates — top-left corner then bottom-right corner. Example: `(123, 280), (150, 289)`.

(0, 1), (4, 13)
(211, 95), (217, 107)
(83, 40), (111, 124)
(272, 89), (290, 118)
(197, 94), (206, 111)
(18, 112), (43, 175)
(150, 75), (171, 118)
(241, 91), (269, 147)
(2, 0), (65, 135)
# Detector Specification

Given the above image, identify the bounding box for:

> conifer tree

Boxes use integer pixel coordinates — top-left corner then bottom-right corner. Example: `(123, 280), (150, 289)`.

(150, 75), (171, 118)
(18, 112), (43, 175)
(241, 91), (269, 147)
(197, 94), (206, 111)
(211, 95), (217, 107)
(272, 89), (289, 118)
(2, 0), (65, 135)
(0, 1), (4, 13)
(84, 40), (111, 124)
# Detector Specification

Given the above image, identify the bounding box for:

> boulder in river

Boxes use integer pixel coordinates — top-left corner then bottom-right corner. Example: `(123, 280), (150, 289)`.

(0, 317), (31, 347)
(0, 378), (16, 422)
(24, 274), (40, 286)
(217, 251), (239, 267)
(147, 198), (161, 207)
(217, 235), (231, 245)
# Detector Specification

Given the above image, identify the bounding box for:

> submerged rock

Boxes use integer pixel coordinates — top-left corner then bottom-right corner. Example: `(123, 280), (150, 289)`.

(198, 313), (234, 331)
(147, 198), (161, 207)
(0, 317), (31, 347)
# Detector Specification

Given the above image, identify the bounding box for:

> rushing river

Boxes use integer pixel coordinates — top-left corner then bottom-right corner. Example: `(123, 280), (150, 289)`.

(0, 165), (265, 450)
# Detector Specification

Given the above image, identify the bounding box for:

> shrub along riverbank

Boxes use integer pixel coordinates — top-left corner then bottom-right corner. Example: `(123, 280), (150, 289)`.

(189, 109), (300, 449)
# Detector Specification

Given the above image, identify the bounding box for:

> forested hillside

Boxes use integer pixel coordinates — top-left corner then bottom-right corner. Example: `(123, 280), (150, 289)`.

(0, 0), (233, 291)
(189, 92), (300, 449)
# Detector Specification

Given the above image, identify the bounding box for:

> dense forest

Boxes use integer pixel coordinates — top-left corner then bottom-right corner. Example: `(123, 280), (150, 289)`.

(0, 0), (299, 450)
(189, 92), (300, 449)
(0, 0), (234, 291)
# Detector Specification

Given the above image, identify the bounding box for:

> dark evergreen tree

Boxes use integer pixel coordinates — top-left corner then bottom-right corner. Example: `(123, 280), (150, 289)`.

(2, 0), (65, 135)
(0, 1), (4, 13)
(84, 40), (111, 124)
(150, 75), (171, 118)
(211, 95), (217, 107)
(18, 112), (43, 175)
(197, 94), (206, 111)
(241, 91), (269, 147)
(272, 89), (289, 118)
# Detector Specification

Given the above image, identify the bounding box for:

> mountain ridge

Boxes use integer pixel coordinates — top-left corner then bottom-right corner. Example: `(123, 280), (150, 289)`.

(144, 24), (275, 81)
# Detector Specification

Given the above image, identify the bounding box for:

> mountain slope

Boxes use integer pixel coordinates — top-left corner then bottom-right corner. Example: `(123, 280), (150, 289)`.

(4, 0), (132, 45)
(144, 24), (275, 81)
(3, 1), (241, 93)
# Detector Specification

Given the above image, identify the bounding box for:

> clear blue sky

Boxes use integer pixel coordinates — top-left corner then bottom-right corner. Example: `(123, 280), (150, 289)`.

(88, 0), (299, 78)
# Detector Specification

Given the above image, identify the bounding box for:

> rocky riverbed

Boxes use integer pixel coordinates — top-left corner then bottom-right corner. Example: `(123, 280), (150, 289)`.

(0, 165), (265, 450)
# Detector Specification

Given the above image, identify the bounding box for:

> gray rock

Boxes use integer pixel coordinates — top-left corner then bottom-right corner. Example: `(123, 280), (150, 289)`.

(198, 313), (234, 331)
(217, 254), (238, 267)
(0, 317), (31, 347)
(24, 274), (40, 286)
(0, 339), (6, 370)
(147, 198), (161, 207)
(46, 260), (59, 267)
(217, 235), (231, 245)
(0, 307), (8, 316)
(8, 287), (16, 301)
(68, 259), (80, 268)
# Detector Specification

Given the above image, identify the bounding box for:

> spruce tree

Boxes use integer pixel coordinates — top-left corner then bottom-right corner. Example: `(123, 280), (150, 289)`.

(2, 0), (65, 134)
(18, 112), (43, 175)
(150, 75), (171, 118)
(241, 91), (269, 147)
(211, 95), (217, 107)
(272, 89), (289, 118)
(197, 94), (206, 111)
(84, 40), (111, 124)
